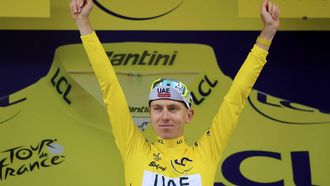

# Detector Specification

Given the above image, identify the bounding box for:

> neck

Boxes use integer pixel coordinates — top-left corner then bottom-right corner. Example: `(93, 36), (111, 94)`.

(155, 135), (186, 148)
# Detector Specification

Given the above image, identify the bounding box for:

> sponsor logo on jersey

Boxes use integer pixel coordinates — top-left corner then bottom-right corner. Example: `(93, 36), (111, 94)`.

(0, 139), (65, 181)
(171, 157), (193, 174)
(142, 170), (202, 186)
(148, 161), (167, 171)
(153, 153), (161, 161)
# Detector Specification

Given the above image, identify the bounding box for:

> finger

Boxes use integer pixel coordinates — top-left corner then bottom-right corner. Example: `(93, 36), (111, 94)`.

(273, 5), (280, 20)
(269, 1), (273, 13)
(78, 0), (85, 7)
(261, 0), (268, 12)
(262, 0), (269, 8)
(270, 4), (277, 19)
(70, 0), (78, 14)
(77, 0), (82, 13)
(271, 3), (277, 17)
(73, 0), (80, 13)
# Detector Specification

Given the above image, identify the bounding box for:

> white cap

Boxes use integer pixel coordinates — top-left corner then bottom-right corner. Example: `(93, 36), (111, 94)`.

(149, 86), (192, 109)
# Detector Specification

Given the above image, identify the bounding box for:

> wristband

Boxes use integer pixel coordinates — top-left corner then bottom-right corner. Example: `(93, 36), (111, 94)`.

(257, 36), (271, 47)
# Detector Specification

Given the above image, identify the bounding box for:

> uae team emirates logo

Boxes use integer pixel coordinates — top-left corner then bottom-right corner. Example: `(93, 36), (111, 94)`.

(0, 139), (65, 181)
(157, 88), (171, 98)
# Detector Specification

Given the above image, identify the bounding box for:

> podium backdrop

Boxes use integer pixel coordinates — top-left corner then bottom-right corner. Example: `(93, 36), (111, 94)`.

(1, 0), (329, 185)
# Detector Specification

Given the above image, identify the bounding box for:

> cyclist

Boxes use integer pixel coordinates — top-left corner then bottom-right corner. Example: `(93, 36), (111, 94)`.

(70, 0), (280, 185)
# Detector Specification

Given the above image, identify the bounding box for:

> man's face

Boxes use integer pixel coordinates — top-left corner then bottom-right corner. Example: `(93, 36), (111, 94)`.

(149, 99), (194, 139)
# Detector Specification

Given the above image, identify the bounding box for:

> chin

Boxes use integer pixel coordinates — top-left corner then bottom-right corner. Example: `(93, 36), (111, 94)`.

(159, 131), (175, 140)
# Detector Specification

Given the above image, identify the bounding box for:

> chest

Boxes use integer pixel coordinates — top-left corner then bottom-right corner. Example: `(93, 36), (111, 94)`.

(126, 148), (214, 186)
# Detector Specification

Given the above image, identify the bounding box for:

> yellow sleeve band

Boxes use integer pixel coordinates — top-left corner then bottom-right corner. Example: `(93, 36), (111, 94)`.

(257, 36), (271, 47)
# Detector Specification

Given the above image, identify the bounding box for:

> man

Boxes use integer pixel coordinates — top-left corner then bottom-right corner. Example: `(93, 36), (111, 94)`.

(70, 0), (280, 185)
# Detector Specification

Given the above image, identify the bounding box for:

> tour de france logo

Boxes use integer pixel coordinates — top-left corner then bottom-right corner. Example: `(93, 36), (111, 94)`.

(0, 139), (65, 181)
(93, 0), (184, 20)
(171, 157), (193, 174)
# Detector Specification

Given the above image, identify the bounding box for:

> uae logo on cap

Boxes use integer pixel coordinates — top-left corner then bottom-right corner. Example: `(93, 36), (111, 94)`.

(157, 88), (171, 98)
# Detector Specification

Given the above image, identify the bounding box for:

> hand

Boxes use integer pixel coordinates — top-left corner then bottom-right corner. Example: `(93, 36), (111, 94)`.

(260, 0), (280, 40)
(70, 0), (93, 21)
(70, 0), (94, 35)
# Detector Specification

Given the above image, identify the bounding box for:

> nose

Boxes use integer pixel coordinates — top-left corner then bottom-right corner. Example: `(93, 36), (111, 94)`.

(160, 110), (170, 121)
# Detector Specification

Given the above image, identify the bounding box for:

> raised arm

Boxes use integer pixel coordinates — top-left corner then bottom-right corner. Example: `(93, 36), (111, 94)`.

(70, 0), (148, 159)
(197, 0), (280, 162)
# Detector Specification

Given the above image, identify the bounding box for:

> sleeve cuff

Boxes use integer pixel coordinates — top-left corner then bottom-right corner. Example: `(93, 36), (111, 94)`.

(252, 44), (268, 60)
(80, 31), (97, 41)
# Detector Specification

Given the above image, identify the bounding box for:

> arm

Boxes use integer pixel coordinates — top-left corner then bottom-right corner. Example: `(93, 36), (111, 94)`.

(196, 0), (280, 162)
(70, 0), (148, 159)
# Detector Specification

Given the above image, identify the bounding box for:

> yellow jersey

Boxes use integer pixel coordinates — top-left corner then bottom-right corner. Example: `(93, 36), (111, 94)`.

(81, 32), (268, 186)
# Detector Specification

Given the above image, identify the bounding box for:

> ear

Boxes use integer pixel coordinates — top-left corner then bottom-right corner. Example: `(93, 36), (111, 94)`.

(185, 109), (194, 123)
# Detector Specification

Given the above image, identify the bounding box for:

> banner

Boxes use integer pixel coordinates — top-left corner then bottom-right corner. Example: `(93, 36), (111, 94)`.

(1, 41), (328, 185)
(0, 0), (329, 30)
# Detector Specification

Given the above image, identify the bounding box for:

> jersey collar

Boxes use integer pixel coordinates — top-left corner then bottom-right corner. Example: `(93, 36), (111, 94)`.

(155, 136), (187, 149)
